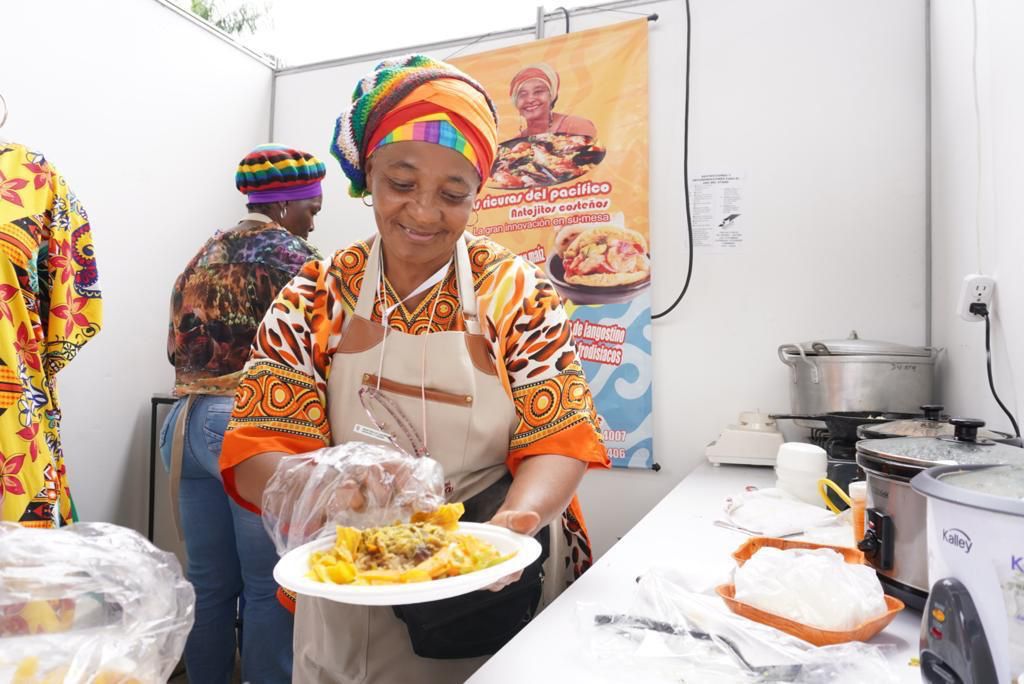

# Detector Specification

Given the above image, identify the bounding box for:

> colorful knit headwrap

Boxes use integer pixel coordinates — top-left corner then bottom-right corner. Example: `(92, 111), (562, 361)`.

(236, 144), (326, 203)
(331, 54), (499, 197)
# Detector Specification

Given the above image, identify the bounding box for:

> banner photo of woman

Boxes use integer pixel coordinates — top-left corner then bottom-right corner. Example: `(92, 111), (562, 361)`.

(452, 19), (652, 469)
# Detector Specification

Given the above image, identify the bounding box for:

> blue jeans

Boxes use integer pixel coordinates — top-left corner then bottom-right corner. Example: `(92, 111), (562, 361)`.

(160, 395), (293, 684)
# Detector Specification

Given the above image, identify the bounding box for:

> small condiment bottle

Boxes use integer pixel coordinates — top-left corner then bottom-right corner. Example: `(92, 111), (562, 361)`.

(849, 480), (868, 542)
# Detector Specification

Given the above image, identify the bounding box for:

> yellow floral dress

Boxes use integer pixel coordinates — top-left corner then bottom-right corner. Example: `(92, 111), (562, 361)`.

(0, 142), (102, 527)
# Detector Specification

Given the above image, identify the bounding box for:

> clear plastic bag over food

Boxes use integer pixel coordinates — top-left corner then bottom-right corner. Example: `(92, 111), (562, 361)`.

(579, 566), (899, 684)
(262, 441), (446, 555)
(734, 547), (888, 631)
(0, 522), (194, 684)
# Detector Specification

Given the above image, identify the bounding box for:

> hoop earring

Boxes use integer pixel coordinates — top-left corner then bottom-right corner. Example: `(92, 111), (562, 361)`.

(0, 91), (7, 129)
(468, 210), (479, 228)
(362, 194), (373, 207)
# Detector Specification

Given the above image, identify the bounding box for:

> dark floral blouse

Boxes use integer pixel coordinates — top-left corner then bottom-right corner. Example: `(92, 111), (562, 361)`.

(167, 222), (320, 395)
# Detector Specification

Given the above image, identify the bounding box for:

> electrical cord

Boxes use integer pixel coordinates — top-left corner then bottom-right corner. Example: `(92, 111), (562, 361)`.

(969, 302), (1021, 438)
(651, 0), (693, 320)
(556, 7), (570, 34)
(971, 0), (983, 274)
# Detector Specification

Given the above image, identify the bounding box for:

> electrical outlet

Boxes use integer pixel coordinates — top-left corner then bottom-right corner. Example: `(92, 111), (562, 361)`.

(957, 274), (995, 322)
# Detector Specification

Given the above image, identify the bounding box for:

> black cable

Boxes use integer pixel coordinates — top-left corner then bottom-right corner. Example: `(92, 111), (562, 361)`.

(984, 311), (1021, 437)
(651, 0), (693, 320)
(973, 303), (1022, 437)
(556, 7), (570, 34)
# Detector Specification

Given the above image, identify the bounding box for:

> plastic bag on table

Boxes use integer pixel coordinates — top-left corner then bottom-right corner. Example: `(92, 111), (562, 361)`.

(262, 441), (446, 555)
(579, 566), (899, 684)
(0, 522), (194, 684)
(734, 547), (888, 631)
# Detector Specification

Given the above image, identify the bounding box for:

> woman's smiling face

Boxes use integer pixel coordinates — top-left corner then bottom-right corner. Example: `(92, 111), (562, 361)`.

(365, 141), (480, 271)
(515, 78), (553, 124)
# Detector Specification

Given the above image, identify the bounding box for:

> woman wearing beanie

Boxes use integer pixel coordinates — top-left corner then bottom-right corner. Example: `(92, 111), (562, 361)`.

(160, 143), (325, 683)
(220, 57), (609, 683)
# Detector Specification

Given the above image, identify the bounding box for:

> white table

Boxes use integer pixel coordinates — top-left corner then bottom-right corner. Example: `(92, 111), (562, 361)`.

(468, 462), (922, 683)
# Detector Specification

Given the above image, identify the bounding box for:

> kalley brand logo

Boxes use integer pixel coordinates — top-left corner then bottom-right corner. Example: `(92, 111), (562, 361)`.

(942, 528), (973, 554)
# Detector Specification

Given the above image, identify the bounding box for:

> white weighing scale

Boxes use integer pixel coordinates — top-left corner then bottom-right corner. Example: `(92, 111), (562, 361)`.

(705, 411), (785, 467)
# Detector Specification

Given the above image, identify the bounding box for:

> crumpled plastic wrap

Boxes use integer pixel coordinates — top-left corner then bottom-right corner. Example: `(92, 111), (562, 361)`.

(0, 522), (194, 684)
(734, 547), (888, 631)
(262, 441), (446, 555)
(579, 566), (899, 684)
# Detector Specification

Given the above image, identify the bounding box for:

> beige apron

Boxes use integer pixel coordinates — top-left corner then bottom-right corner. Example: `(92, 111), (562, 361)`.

(293, 235), (555, 684)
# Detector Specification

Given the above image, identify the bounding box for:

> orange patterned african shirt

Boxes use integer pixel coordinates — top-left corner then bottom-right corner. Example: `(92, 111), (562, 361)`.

(221, 235), (608, 578)
(0, 143), (101, 527)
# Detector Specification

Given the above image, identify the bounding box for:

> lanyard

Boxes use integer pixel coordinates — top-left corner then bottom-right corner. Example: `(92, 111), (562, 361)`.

(379, 257), (452, 322)
(374, 248), (452, 453)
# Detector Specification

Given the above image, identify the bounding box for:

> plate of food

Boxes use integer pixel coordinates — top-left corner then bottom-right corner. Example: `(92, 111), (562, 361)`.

(546, 224), (651, 305)
(273, 504), (542, 606)
(489, 133), (606, 190)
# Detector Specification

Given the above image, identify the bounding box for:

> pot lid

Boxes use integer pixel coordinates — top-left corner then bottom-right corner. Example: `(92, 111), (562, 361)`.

(780, 330), (932, 357)
(911, 464), (1024, 517)
(859, 419), (1011, 442)
(857, 418), (1024, 470)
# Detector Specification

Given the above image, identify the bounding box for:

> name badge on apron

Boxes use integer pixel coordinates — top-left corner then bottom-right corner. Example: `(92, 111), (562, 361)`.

(353, 423), (392, 444)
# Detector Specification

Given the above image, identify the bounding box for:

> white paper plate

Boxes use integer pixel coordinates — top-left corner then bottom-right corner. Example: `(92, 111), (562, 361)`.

(273, 522), (542, 606)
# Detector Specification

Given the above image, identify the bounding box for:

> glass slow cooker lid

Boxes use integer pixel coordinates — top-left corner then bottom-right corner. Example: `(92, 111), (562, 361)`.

(859, 418), (1010, 441)
(857, 419), (1023, 470)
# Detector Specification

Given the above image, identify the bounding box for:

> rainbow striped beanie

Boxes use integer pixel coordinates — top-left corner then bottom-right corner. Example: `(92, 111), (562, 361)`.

(236, 144), (326, 203)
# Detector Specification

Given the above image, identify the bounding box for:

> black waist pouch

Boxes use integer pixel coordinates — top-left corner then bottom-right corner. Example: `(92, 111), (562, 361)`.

(392, 474), (551, 659)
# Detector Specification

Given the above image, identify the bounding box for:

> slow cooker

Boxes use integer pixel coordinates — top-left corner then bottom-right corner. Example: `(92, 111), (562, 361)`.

(855, 418), (1023, 609)
(912, 464), (1024, 684)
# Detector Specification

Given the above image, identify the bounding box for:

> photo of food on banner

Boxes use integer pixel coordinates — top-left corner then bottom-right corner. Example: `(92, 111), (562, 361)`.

(548, 213), (649, 304)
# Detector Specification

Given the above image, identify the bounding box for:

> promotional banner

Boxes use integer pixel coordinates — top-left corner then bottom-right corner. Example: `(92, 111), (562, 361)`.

(452, 19), (653, 468)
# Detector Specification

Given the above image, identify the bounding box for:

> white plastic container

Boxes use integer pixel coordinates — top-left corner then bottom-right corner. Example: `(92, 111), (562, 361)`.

(775, 442), (827, 506)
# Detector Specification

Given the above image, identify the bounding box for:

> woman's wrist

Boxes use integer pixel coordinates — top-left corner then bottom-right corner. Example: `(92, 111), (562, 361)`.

(495, 453), (586, 530)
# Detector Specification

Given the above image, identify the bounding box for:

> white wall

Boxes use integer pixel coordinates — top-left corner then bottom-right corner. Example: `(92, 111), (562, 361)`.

(272, 0), (928, 557)
(2, 0), (273, 538)
(930, 0), (1024, 434)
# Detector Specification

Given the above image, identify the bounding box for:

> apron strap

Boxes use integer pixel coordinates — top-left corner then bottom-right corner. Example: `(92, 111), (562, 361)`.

(168, 395), (195, 541)
(354, 236), (383, 321)
(455, 233), (481, 335)
(352, 234), (481, 334)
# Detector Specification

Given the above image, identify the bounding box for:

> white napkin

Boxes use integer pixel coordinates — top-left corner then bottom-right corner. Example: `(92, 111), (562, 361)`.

(724, 487), (838, 537)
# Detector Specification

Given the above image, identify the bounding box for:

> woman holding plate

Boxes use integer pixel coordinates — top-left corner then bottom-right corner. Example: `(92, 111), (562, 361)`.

(220, 55), (609, 683)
